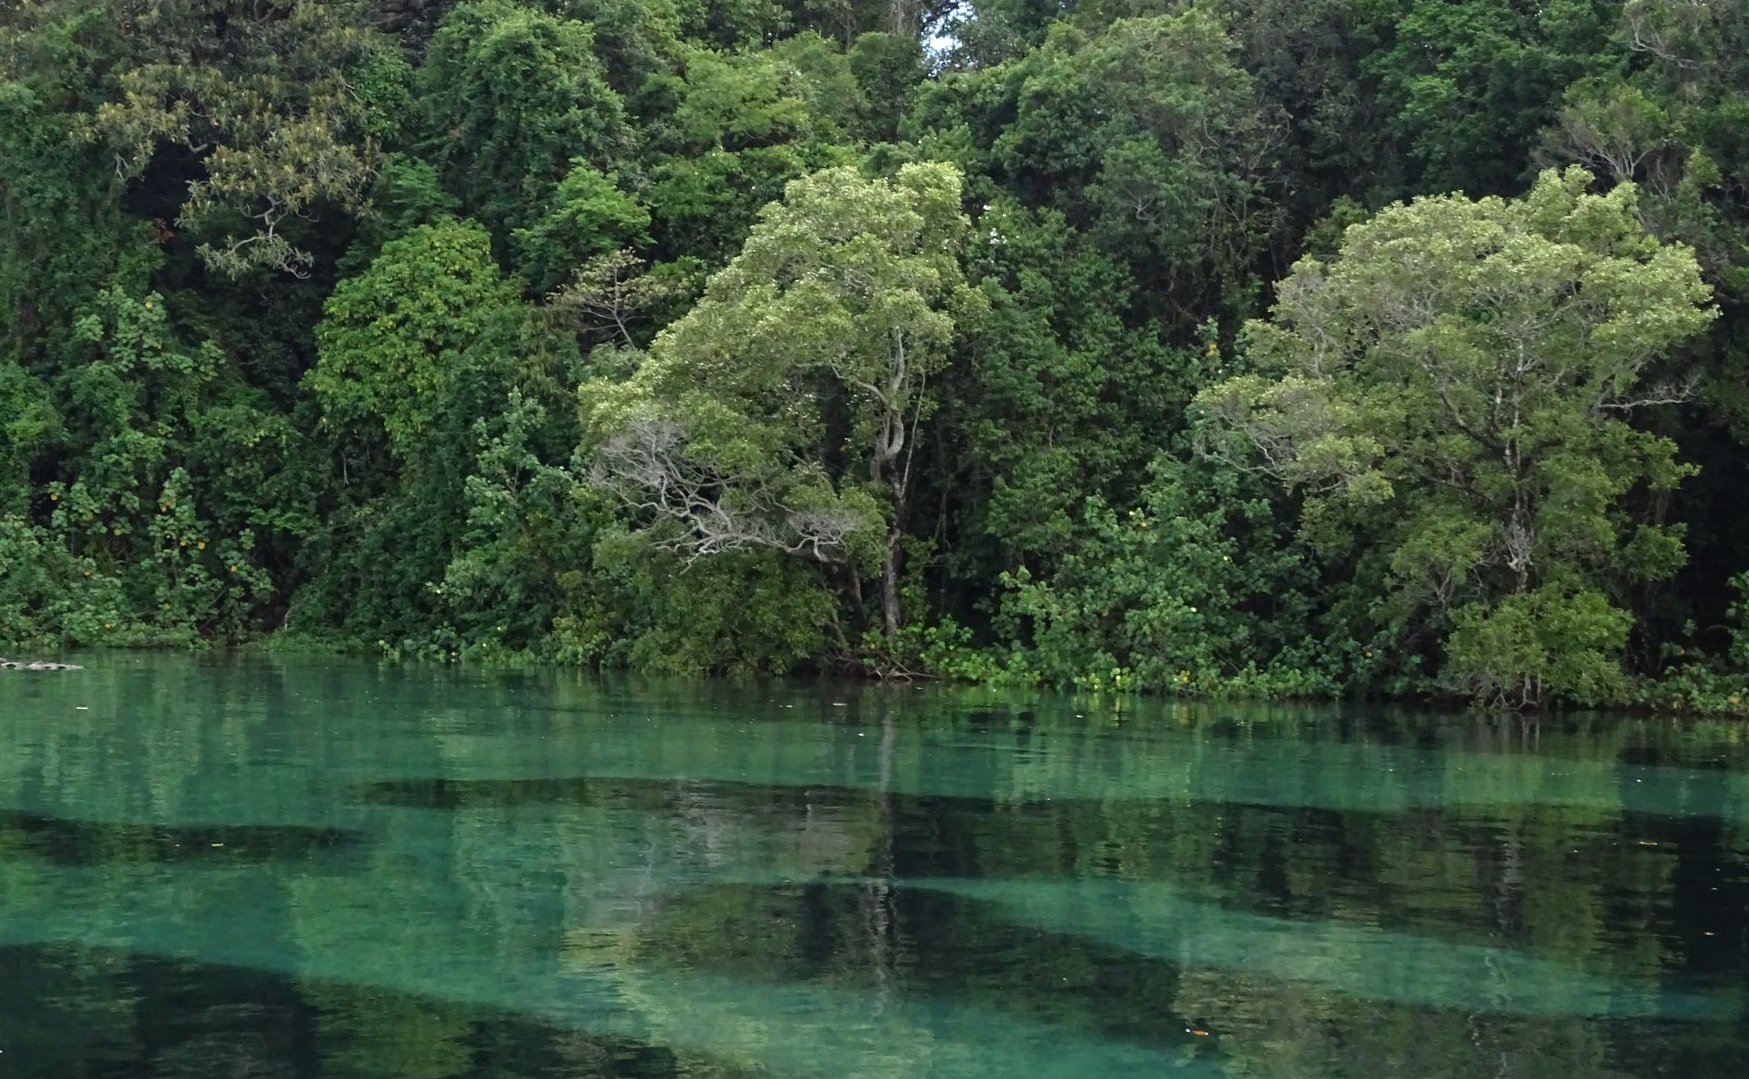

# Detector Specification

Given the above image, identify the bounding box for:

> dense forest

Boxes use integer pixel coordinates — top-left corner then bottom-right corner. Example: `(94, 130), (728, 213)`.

(2, 0), (1747, 709)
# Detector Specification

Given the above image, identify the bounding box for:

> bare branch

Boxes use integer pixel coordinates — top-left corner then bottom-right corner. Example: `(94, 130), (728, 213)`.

(592, 415), (866, 566)
(1592, 371), (1700, 416)
(1624, 0), (1714, 69)
(550, 250), (678, 348)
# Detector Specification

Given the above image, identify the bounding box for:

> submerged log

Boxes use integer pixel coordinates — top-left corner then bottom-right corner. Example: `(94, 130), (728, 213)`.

(0, 658), (85, 671)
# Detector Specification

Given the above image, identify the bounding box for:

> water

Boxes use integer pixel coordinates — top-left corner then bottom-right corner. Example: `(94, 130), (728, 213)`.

(2, 656), (1747, 1077)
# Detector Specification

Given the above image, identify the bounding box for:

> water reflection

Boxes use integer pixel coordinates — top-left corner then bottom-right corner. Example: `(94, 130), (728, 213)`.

(0, 808), (364, 867)
(2, 656), (1747, 1077)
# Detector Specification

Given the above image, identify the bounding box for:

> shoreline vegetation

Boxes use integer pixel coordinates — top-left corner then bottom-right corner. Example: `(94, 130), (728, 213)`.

(5, 1), (1749, 713)
(34, 636), (1749, 720)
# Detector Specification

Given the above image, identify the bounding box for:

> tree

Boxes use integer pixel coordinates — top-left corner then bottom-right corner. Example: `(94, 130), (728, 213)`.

(549, 249), (683, 350)
(1, 16), (159, 370)
(301, 217), (582, 644)
(69, 0), (396, 278)
(1360, 0), (1626, 199)
(585, 163), (982, 641)
(19, 287), (288, 643)
(847, 31), (925, 141)
(1197, 168), (1717, 706)
(510, 162), (650, 295)
(991, 454), (1324, 694)
(641, 39), (862, 268)
(1198, 0), (1397, 241)
(920, 200), (1198, 627)
(418, 0), (628, 241)
(309, 219), (526, 459)
(984, 13), (1287, 322)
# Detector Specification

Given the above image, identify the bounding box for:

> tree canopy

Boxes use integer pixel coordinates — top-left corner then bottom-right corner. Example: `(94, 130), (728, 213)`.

(1199, 168), (1716, 704)
(586, 163), (981, 640)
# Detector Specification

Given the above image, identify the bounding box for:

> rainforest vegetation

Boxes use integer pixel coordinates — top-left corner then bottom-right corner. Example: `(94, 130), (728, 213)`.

(3, 0), (1748, 709)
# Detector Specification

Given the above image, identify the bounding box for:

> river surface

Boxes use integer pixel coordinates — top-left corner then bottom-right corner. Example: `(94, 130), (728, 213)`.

(2, 655), (1747, 1077)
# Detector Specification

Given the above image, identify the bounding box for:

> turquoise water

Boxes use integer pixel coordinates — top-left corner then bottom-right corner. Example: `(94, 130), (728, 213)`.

(2, 656), (1747, 1076)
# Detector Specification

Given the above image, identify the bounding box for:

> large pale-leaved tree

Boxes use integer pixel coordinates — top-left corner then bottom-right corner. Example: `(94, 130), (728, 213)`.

(585, 162), (982, 641)
(1197, 168), (1717, 706)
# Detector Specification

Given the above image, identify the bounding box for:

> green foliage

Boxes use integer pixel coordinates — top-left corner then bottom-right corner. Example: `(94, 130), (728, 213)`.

(943, 200), (1188, 572)
(558, 536), (836, 675)
(1361, 0), (1626, 198)
(557, 0), (688, 94)
(310, 220), (526, 458)
(982, 455), (1327, 696)
(72, 0), (389, 277)
(8, 0), (1749, 708)
(0, 360), (55, 513)
(847, 32), (925, 141)
(7, 285), (289, 643)
(641, 40), (872, 265)
(647, 145), (817, 266)
(434, 389), (602, 653)
(1445, 584), (1633, 708)
(0, 515), (136, 647)
(420, 0), (628, 240)
(974, 13), (1287, 322)
(301, 216), (586, 649)
(1198, 0), (1396, 231)
(511, 163), (651, 295)
(669, 44), (822, 150)
(1635, 572), (1749, 715)
(336, 154), (462, 277)
(586, 162), (982, 641)
(1199, 168), (1717, 705)
(1, 34), (160, 373)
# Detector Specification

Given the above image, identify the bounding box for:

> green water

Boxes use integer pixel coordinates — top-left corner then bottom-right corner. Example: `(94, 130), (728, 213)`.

(2, 657), (1747, 1077)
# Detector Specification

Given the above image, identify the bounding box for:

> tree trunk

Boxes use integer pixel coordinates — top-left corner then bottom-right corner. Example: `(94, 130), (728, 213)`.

(881, 526), (903, 639)
(888, 0), (915, 37)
